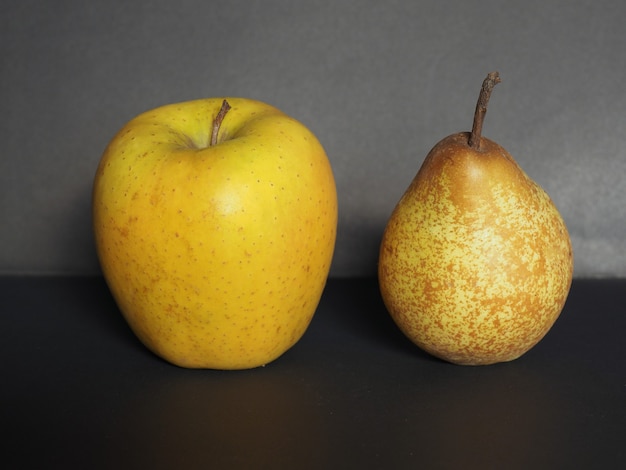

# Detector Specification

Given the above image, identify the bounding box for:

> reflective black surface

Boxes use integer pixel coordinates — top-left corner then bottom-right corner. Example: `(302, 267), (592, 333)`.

(3, 277), (625, 468)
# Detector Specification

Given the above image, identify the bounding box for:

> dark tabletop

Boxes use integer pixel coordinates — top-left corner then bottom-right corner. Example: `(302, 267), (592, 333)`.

(2, 276), (625, 469)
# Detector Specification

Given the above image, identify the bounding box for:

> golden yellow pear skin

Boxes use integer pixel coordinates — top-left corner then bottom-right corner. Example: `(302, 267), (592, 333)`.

(378, 74), (573, 365)
(93, 98), (337, 369)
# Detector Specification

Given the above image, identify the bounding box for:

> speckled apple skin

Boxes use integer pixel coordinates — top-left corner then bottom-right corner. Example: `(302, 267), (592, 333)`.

(378, 132), (573, 365)
(93, 98), (337, 369)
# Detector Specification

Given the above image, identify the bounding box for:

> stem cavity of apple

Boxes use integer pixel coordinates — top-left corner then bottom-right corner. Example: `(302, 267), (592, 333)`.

(210, 99), (231, 146)
(469, 71), (501, 150)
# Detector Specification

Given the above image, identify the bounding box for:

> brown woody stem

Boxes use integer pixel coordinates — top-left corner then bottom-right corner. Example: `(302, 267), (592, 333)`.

(210, 99), (231, 146)
(468, 72), (501, 150)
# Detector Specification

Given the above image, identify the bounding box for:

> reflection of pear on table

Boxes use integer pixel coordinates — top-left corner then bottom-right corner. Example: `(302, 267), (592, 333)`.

(379, 72), (574, 365)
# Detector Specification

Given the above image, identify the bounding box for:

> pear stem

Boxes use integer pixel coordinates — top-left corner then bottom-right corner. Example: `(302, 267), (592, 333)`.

(469, 72), (501, 150)
(210, 99), (231, 146)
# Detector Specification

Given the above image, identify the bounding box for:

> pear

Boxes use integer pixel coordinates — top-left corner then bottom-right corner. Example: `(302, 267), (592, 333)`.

(378, 72), (573, 365)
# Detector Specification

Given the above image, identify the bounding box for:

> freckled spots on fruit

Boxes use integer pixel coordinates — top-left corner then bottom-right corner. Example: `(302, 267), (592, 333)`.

(379, 139), (572, 365)
(115, 225), (129, 238)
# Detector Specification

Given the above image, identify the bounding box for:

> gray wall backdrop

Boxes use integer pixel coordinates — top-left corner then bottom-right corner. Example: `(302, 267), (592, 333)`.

(2, 0), (625, 278)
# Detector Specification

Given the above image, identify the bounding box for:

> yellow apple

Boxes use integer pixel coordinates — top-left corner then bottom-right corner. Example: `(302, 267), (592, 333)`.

(92, 98), (337, 369)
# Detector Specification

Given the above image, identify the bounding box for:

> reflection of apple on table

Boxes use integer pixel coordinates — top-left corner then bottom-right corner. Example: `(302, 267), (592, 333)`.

(379, 72), (573, 365)
(93, 98), (337, 369)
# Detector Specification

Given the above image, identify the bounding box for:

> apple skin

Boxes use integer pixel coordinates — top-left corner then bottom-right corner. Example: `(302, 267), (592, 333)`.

(93, 98), (337, 369)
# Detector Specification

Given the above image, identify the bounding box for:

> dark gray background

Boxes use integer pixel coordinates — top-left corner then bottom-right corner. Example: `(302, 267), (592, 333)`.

(2, 0), (625, 278)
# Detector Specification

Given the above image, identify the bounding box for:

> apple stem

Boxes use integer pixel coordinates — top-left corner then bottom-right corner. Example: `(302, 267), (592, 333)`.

(468, 72), (501, 150)
(210, 99), (231, 146)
